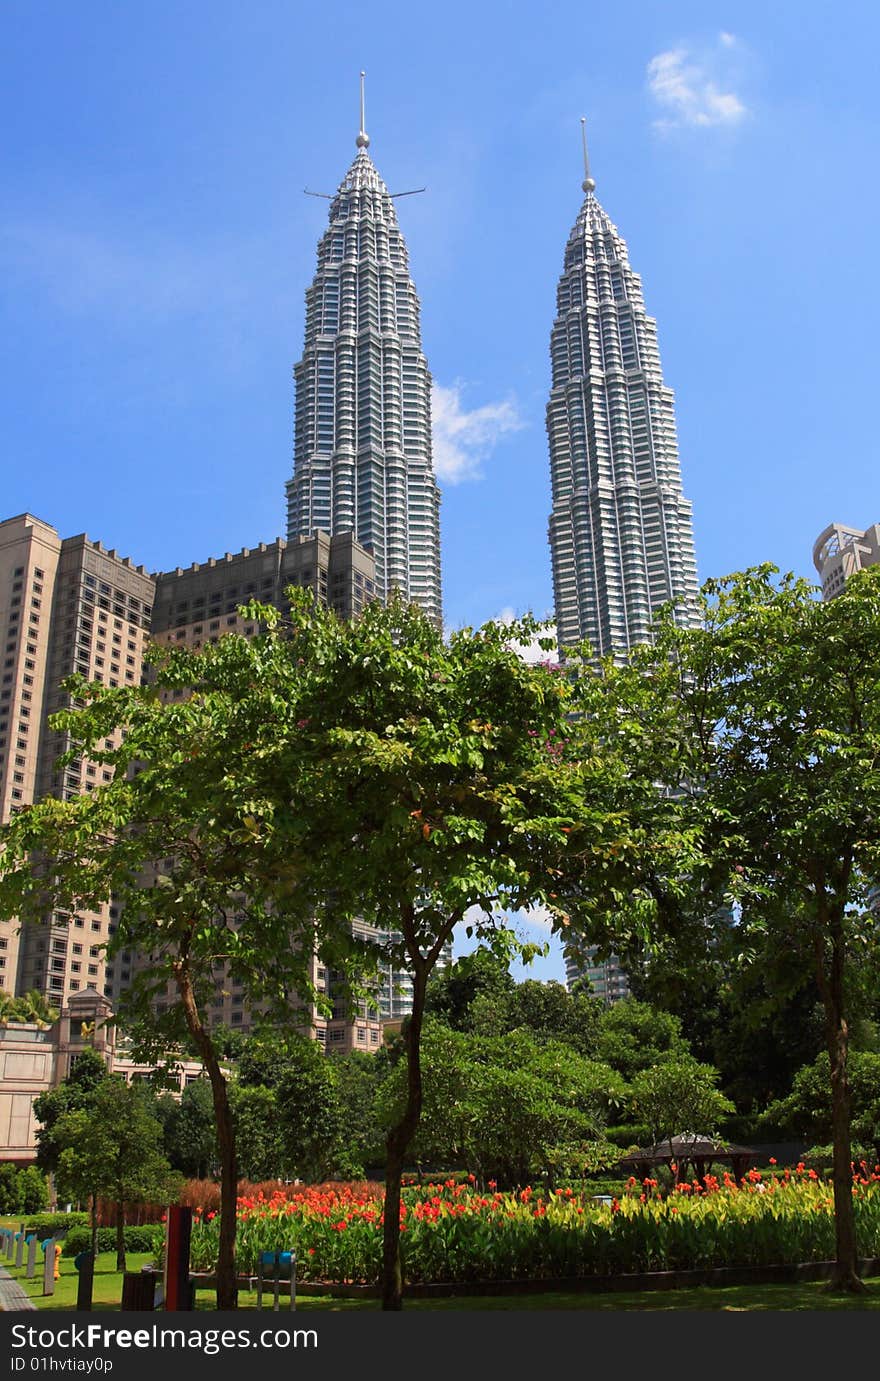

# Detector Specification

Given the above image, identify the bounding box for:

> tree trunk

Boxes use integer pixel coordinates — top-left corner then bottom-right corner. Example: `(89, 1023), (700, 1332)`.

(381, 963), (427, 1311)
(115, 1198), (126, 1272)
(176, 956), (238, 1310)
(815, 915), (866, 1293)
(90, 1192), (99, 1262)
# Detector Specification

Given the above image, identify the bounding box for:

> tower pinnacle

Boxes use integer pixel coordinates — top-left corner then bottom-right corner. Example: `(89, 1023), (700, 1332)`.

(356, 70), (370, 149)
(547, 127), (699, 659)
(287, 103), (442, 628)
(580, 117), (595, 194)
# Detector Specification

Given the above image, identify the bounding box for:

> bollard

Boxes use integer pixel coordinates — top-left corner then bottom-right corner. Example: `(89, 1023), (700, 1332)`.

(74, 1252), (95, 1311)
(42, 1237), (56, 1297)
(163, 1207), (193, 1312)
(15, 1232), (24, 1268)
(5, 1229), (14, 1260)
(26, 1235), (37, 1279)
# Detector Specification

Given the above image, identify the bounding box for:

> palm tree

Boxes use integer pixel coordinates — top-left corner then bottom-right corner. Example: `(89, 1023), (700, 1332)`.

(12, 989), (60, 1028)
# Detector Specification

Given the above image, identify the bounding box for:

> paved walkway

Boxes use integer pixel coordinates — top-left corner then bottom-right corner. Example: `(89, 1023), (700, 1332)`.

(0, 1261), (37, 1310)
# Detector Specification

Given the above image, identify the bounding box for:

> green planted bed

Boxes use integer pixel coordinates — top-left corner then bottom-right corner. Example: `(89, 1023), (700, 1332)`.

(186, 1165), (880, 1285)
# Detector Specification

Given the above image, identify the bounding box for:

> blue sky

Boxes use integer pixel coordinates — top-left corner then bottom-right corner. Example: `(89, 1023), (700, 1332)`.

(2, 2), (878, 983)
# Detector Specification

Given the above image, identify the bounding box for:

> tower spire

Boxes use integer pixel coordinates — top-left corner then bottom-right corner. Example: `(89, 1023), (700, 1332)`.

(356, 70), (370, 149)
(580, 117), (595, 193)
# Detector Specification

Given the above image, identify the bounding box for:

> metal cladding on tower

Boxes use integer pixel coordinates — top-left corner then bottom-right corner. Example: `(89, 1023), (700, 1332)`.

(547, 124), (699, 658)
(286, 88), (442, 629)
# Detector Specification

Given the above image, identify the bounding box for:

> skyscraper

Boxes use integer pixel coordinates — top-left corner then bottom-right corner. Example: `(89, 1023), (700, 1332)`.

(286, 79), (442, 627)
(0, 513), (154, 1006)
(813, 521), (880, 600)
(546, 123), (699, 658)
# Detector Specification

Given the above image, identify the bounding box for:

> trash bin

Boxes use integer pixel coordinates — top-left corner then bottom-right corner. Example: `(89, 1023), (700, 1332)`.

(121, 1270), (156, 1311)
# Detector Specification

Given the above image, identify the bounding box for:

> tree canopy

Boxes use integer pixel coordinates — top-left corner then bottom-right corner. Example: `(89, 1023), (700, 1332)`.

(558, 565), (880, 1291)
(53, 1077), (179, 1268)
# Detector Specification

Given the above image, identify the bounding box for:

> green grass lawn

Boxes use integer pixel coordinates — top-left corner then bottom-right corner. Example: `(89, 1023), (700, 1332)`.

(2, 1250), (156, 1311)
(4, 1259), (880, 1311)
(4, 1234), (880, 1312)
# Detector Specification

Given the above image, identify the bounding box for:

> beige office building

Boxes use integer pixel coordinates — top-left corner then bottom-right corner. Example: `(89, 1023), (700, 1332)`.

(0, 987), (206, 1163)
(1, 516), (427, 1055)
(148, 529), (385, 1053)
(0, 515), (155, 1008)
(813, 521), (880, 600)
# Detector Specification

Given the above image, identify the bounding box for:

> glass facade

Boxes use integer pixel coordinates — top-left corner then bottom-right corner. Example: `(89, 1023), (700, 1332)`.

(546, 162), (699, 657)
(286, 143), (442, 628)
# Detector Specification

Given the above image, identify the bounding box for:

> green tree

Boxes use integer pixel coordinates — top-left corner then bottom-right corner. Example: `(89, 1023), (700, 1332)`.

(763, 1050), (880, 1165)
(424, 949), (515, 1033)
(329, 1050), (387, 1178)
(0, 1164), (48, 1215)
(710, 967), (825, 1114)
(162, 1079), (218, 1179)
(274, 1036), (342, 1182)
(32, 1047), (109, 1176)
(573, 565), (880, 1290)
(234, 1029), (355, 1180)
(15, 1166), (49, 1214)
(263, 598), (623, 1308)
(503, 980), (603, 1057)
(0, 1163), (18, 1213)
(378, 1020), (626, 1186)
(0, 592), (640, 1310)
(235, 1031), (310, 1093)
(231, 1085), (287, 1182)
(628, 1057), (735, 1150)
(0, 600), (375, 1308)
(54, 1078), (180, 1267)
(595, 998), (690, 1082)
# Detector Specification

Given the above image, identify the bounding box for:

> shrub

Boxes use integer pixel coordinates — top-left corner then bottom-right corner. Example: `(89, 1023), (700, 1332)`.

(0, 1166), (50, 1215)
(22, 1211), (88, 1239)
(16, 1167), (49, 1214)
(0, 1163), (19, 1214)
(603, 1124), (651, 1150)
(61, 1225), (164, 1257)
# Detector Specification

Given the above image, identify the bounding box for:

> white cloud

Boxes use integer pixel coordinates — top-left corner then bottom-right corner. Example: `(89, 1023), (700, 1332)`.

(647, 34), (748, 131)
(520, 903), (554, 932)
(492, 607), (558, 664)
(431, 381), (523, 484)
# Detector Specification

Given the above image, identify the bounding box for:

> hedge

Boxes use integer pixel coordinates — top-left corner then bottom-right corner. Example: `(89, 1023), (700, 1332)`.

(61, 1225), (164, 1257)
(20, 1212), (89, 1240)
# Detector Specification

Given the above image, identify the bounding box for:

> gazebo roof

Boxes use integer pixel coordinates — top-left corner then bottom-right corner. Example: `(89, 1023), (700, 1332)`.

(618, 1132), (759, 1166)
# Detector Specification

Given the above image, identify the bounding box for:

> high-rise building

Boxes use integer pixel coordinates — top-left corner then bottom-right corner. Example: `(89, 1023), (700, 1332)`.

(549, 127), (699, 1000)
(0, 514), (155, 1006)
(564, 948), (630, 1006)
(813, 521), (880, 600)
(285, 80), (442, 628)
(149, 530), (449, 1047)
(546, 123), (699, 658)
(149, 531), (378, 649)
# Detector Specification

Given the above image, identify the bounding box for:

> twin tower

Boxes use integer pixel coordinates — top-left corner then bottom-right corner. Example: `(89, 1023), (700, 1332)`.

(286, 94), (699, 655)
